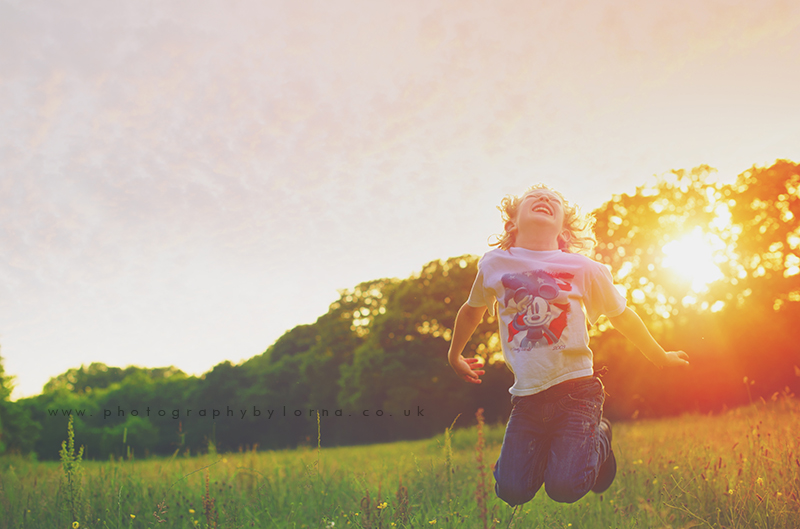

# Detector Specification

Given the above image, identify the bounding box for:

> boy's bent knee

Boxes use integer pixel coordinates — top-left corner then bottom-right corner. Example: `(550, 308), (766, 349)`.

(494, 481), (536, 507)
(544, 480), (590, 504)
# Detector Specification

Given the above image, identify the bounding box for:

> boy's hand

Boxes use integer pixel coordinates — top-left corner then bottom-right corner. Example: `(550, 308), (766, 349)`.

(450, 356), (485, 384)
(662, 350), (690, 367)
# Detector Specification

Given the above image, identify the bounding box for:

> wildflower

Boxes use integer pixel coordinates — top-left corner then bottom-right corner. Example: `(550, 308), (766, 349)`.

(728, 489), (734, 495)
(757, 477), (764, 486)
(73, 523), (79, 529)
(429, 520), (437, 525)
(130, 514), (135, 519)
(377, 502), (388, 510)
(673, 466), (679, 470)
(189, 509), (195, 514)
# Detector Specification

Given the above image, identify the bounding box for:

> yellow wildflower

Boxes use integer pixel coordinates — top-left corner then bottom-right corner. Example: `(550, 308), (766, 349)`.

(377, 502), (388, 510)
(73, 523), (80, 529)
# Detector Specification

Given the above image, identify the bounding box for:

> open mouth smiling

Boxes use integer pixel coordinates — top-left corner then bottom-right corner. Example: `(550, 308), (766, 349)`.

(531, 203), (554, 216)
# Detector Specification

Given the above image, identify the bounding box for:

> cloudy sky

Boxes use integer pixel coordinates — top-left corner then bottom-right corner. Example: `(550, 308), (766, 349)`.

(2, 0), (798, 399)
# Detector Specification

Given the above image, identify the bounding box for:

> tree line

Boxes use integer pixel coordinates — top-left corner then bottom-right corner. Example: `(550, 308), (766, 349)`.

(1, 160), (798, 460)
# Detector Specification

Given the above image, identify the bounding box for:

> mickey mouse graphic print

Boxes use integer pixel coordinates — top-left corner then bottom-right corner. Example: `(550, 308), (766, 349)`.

(467, 248), (627, 396)
(502, 270), (573, 350)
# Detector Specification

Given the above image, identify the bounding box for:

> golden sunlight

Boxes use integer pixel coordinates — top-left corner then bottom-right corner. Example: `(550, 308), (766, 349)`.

(662, 227), (725, 292)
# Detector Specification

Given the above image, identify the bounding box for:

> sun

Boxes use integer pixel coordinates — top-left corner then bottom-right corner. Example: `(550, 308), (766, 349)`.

(662, 227), (725, 292)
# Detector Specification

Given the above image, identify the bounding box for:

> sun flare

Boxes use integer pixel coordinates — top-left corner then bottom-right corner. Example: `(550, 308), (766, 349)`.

(662, 227), (725, 292)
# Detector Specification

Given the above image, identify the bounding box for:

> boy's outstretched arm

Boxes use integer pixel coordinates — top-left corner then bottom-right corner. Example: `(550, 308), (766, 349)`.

(607, 307), (690, 368)
(447, 302), (487, 384)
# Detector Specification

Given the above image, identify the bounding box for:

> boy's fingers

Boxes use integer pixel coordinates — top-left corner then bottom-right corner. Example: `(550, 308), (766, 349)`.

(455, 357), (484, 382)
(465, 358), (485, 369)
(669, 350), (689, 366)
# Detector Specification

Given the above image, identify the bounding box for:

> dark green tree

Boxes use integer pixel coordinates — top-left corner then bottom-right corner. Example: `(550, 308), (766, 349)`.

(338, 256), (514, 442)
(0, 350), (40, 455)
(43, 363), (186, 394)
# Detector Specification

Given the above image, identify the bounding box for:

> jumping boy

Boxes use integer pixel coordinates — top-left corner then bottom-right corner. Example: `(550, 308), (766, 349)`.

(448, 185), (689, 506)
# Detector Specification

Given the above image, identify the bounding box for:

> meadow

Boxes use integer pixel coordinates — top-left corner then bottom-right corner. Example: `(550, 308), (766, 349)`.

(1, 394), (799, 529)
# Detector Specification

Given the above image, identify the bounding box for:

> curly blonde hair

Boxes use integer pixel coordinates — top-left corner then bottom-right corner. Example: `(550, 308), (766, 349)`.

(489, 184), (597, 255)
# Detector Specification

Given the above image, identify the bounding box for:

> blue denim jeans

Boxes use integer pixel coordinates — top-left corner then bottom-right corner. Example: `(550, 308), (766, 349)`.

(493, 376), (611, 505)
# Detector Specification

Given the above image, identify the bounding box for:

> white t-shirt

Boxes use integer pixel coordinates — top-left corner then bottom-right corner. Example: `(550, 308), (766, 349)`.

(467, 247), (627, 396)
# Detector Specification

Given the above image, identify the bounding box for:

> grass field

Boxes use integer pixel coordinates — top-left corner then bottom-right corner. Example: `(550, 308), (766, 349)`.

(2, 395), (799, 529)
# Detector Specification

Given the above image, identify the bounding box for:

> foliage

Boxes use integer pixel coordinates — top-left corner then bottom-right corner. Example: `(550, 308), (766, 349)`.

(0, 350), (40, 455)
(339, 256), (514, 441)
(591, 160), (800, 419)
(43, 362), (186, 394)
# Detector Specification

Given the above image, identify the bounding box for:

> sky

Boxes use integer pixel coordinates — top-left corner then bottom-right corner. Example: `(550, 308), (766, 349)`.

(2, 0), (799, 399)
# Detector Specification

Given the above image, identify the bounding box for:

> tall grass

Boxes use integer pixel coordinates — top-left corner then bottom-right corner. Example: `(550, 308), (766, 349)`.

(1, 393), (798, 528)
(58, 415), (85, 526)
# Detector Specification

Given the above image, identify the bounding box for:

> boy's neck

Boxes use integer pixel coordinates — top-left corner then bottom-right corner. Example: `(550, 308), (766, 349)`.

(512, 234), (560, 251)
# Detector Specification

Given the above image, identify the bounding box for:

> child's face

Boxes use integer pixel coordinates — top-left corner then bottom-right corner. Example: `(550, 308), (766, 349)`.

(513, 189), (566, 243)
